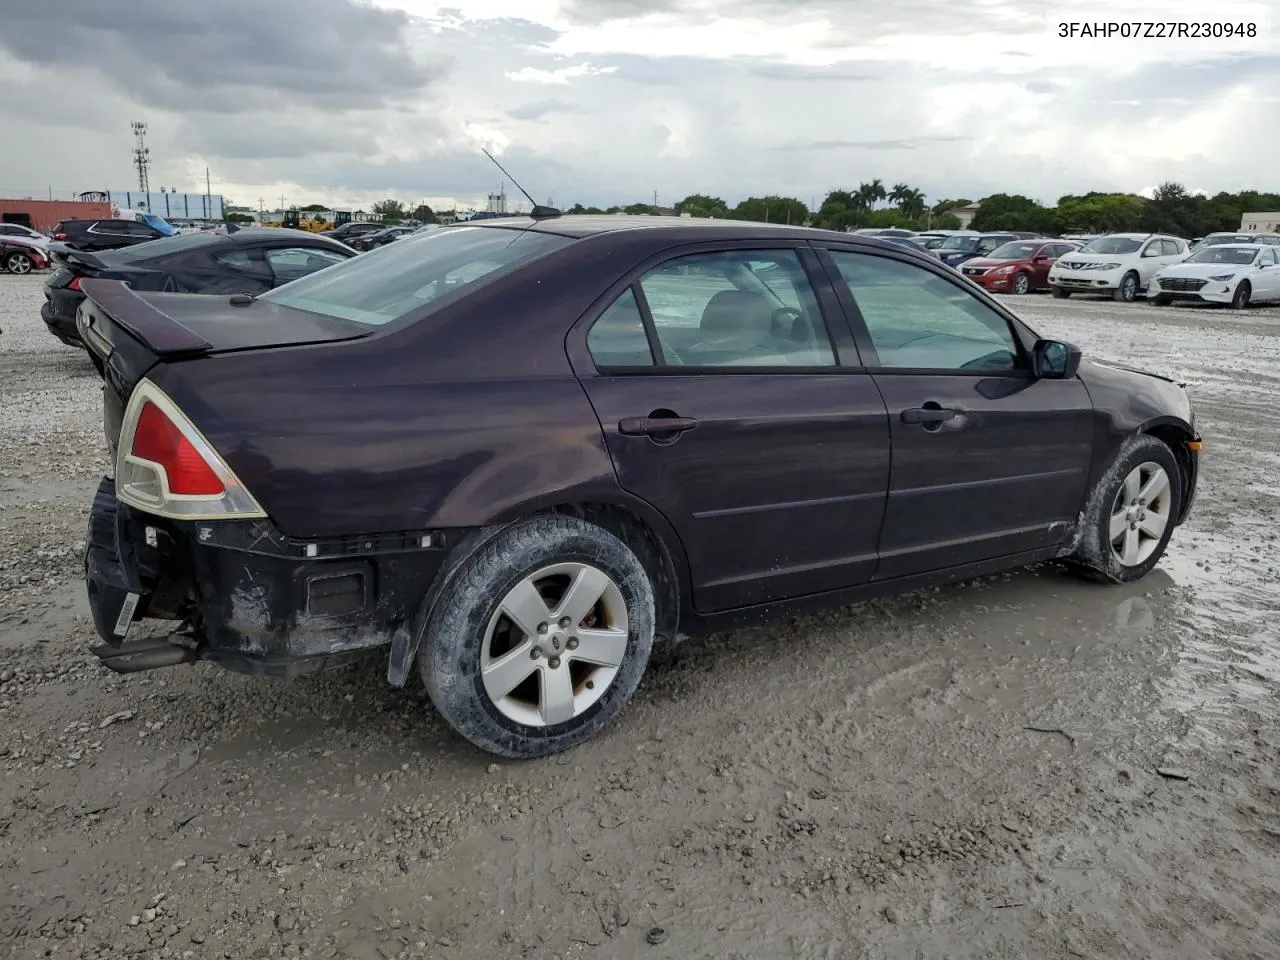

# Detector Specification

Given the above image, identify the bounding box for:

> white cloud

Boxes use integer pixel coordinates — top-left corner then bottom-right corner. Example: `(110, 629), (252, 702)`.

(505, 62), (618, 83)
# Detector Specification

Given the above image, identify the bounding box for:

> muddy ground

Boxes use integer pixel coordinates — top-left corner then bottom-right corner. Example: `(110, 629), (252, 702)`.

(1, 272), (1278, 960)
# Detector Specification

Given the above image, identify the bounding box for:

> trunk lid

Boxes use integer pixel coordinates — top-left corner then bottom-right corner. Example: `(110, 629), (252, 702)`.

(78, 279), (372, 452)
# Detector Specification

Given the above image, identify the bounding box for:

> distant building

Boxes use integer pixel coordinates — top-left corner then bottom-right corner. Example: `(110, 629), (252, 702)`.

(0, 198), (113, 232)
(1241, 211), (1280, 232)
(105, 190), (225, 220)
(486, 189), (508, 215)
(951, 202), (981, 228)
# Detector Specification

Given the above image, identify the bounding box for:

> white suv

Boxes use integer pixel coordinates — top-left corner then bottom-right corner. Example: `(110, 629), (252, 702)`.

(1048, 233), (1188, 302)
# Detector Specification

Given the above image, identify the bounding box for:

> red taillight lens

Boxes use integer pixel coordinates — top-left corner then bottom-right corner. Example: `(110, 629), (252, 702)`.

(131, 401), (225, 496)
(54, 232), (66, 240)
(67, 275), (81, 291)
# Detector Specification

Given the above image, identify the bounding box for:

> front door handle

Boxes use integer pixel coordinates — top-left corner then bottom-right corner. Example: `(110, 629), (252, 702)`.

(618, 416), (698, 437)
(901, 407), (956, 425)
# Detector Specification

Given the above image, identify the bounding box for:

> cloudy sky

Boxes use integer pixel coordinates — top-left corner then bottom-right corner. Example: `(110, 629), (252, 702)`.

(0, 0), (1276, 212)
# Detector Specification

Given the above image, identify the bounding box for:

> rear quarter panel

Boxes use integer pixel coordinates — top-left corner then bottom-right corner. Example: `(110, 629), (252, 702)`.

(150, 232), (674, 539)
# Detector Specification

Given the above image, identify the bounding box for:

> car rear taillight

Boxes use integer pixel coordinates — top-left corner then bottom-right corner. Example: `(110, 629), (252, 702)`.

(116, 380), (265, 520)
(54, 232), (66, 240)
(67, 275), (81, 291)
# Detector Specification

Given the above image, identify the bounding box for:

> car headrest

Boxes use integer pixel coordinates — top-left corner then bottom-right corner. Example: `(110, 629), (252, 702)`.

(698, 289), (774, 347)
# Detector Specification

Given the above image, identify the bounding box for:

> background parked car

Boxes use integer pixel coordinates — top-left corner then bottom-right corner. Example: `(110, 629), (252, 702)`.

(1149, 243), (1280, 309)
(41, 227), (355, 348)
(958, 238), (1081, 294)
(1048, 233), (1189, 301)
(934, 232), (1020, 269)
(51, 214), (177, 252)
(348, 225), (417, 252)
(322, 221), (386, 243)
(1188, 231), (1280, 252)
(1, 236), (51, 274)
(0, 222), (51, 250)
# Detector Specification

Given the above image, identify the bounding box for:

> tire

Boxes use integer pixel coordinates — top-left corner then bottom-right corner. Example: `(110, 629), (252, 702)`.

(1151, 294), (1172, 306)
(1113, 271), (1138, 302)
(1050, 286), (1070, 299)
(1011, 271), (1031, 295)
(1230, 281), (1251, 310)
(1068, 434), (1181, 584)
(5, 252), (32, 274)
(419, 515), (656, 758)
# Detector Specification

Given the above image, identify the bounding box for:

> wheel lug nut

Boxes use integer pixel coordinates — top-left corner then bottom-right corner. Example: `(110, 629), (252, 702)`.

(567, 637), (579, 650)
(549, 657), (561, 669)
(585, 680), (594, 690)
(558, 616), (571, 629)
(537, 622), (549, 634)
(530, 646), (542, 659)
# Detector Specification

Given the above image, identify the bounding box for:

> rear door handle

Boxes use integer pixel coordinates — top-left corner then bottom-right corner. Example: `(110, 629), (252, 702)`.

(901, 407), (956, 425)
(618, 416), (698, 436)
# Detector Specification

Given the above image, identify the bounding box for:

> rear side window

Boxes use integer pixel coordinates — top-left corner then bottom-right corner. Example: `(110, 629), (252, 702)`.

(586, 289), (653, 367)
(1160, 239), (1181, 256)
(265, 246), (349, 282)
(258, 226), (573, 326)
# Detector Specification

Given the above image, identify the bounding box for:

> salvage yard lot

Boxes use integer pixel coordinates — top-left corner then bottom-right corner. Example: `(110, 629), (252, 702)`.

(2, 272), (1279, 959)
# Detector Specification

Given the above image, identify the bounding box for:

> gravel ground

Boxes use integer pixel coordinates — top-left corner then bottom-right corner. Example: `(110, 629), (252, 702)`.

(2, 272), (1279, 960)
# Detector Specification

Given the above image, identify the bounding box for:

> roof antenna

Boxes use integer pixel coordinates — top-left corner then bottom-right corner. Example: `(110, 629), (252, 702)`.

(481, 147), (561, 220)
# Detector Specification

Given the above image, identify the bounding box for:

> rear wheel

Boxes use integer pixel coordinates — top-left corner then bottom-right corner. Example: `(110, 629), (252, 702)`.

(1230, 281), (1251, 310)
(419, 515), (655, 758)
(4, 252), (33, 274)
(1068, 434), (1181, 584)
(1050, 286), (1070, 299)
(1011, 271), (1031, 295)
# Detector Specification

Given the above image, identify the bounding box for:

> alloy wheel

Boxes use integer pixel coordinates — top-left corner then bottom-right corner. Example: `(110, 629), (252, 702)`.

(480, 562), (629, 727)
(6, 253), (32, 274)
(1108, 462), (1172, 567)
(1013, 272), (1030, 294)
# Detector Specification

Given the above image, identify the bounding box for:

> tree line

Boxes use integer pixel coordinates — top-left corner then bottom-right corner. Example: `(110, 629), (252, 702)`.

(244, 181), (1277, 237)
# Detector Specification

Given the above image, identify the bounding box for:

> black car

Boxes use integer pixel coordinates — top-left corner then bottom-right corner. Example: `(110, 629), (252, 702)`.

(322, 221), (385, 243)
(51, 217), (175, 252)
(348, 225), (416, 252)
(76, 215), (1200, 759)
(42, 228), (355, 348)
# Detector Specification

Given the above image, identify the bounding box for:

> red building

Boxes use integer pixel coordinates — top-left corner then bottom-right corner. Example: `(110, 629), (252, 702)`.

(0, 198), (114, 233)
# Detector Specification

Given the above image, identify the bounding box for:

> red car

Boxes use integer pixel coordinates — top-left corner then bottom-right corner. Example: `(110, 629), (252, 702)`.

(958, 239), (1080, 294)
(1, 236), (51, 275)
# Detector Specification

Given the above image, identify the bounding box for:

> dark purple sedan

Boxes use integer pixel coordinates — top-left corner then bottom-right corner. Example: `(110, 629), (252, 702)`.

(77, 215), (1201, 758)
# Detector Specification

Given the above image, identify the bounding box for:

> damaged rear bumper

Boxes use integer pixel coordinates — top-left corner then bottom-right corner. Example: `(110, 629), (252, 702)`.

(84, 476), (457, 678)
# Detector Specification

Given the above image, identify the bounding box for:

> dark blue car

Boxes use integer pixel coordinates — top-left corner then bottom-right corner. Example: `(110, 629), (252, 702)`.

(935, 232), (1020, 269)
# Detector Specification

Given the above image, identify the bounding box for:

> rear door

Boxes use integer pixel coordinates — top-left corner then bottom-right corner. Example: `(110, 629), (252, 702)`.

(819, 245), (1094, 580)
(1033, 243), (1068, 286)
(567, 241), (891, 614)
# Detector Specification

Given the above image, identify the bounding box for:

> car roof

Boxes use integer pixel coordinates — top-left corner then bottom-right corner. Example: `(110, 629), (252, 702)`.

(463, 214), (851, 242)
(223, 227), (338, 243)
(1204, 242), (1267, 250)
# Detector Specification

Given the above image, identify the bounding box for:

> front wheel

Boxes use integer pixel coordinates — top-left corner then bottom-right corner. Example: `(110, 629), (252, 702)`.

(1113, 271), (1138, 302)
(4, 252), (33, 274)
(1050, 286), (1070, 299)
(419, 515), (655, 758)
(1230, 281), (1251, 310)
(1011, 271), (1031, 295)
(1068, 434), (1181, 584)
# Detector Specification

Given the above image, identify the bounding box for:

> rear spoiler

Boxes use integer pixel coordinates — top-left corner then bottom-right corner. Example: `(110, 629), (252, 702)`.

(79, 279), (213, 356)
(49, 244), (106, 272)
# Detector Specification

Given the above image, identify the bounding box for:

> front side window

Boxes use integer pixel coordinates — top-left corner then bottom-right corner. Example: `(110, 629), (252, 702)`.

(258, 226), (572, 326)
(636, 249), (835, 367)
(829, 251), (1023, 372)
(265, 247), (350, 283)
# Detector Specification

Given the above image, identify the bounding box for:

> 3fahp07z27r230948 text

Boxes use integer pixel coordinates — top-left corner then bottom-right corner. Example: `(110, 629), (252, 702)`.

(1057, 20), (1258, 38)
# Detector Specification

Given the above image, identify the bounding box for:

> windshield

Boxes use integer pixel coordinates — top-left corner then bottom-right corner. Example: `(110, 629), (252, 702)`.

(108, 231), (223, 261)
(985, 242), (1039, 259)
(1078, 236), (1142, 254)
(937, 235), (979, 252)
(258, 225), (573, 326)
(916, 236), (947, 249)
(1185, 246), (1258, 265)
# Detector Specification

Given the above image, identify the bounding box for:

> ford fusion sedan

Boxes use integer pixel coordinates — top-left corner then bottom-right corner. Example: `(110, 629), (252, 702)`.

(1149, 243), (1280, 309)
(957, 239), (1080, 294)
(1048, 233), (1188, 301)
(77, 215), (1201, 758)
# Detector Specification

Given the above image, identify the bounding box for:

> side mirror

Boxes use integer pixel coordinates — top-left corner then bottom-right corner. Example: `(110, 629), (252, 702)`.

(1034, 339), (1082, 379)
(1033, 255), (1050, 262)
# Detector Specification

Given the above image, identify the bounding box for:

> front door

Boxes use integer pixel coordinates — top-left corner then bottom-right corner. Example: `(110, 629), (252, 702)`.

(821, 246), (1095, 580)
(570, 245), (891, 614)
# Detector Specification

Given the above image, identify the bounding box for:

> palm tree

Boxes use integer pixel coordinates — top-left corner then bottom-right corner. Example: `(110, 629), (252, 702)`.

(856, 179), (886, 211)
(889, 183), (911, 207)
(897, 187), (927, 220)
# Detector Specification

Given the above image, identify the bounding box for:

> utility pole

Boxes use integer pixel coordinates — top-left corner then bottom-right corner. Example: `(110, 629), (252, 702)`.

(653, 190), (658, 209)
